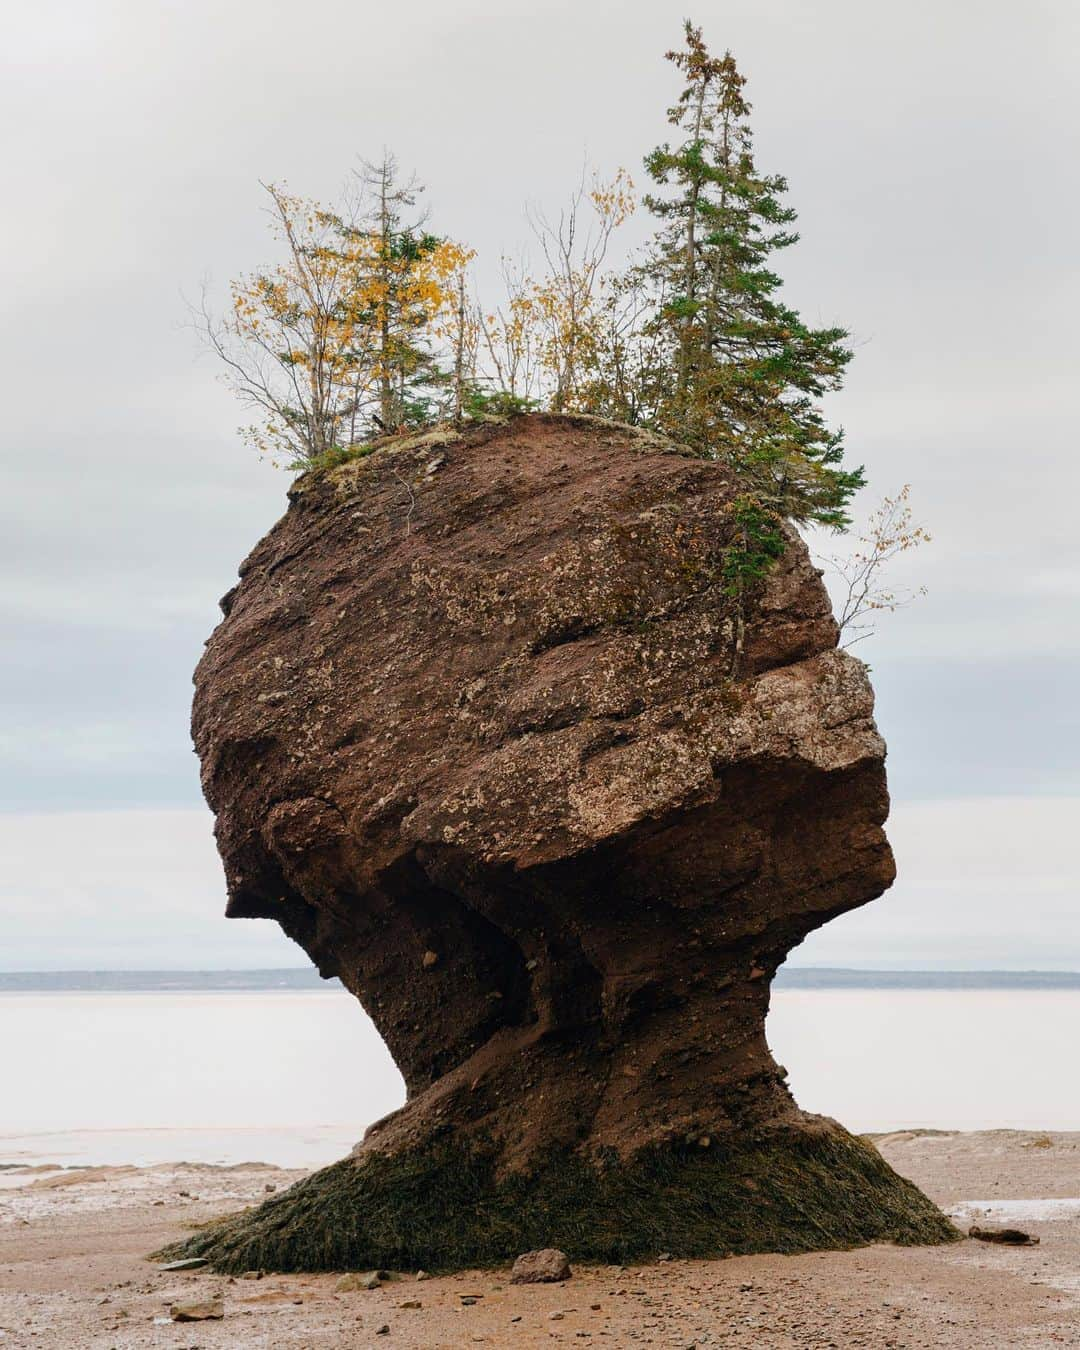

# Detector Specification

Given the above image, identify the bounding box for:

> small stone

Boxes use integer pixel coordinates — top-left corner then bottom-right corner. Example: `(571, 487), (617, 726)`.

(415, 1270), (429, 1281)
(376, 1325), (390, 1335)
(656, 1252), (673, 1262)
(550, 1311), (565, 1321)
(510, 1248), (572, 1284)
(169, 1299), (224, 1322)
(969, 1225), (1039, 1246)
(399, 1299), (422, 1309)
(158, 1258), (208, 1272)
(264, 1182), (277, 1192)
(239, 1271), (263, 1280)
(336, 1271), (382, 1291)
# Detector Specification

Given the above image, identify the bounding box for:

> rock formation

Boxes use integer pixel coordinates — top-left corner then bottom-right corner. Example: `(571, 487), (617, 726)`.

(167, 413), (954, 1272)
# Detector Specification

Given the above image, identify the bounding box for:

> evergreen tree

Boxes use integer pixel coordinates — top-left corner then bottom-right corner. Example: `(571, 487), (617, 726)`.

(642, 22), (863, 529)
(346, 154), (454, 432)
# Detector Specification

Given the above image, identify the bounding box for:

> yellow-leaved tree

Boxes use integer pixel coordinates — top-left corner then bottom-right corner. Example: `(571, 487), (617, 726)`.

(476, 170), (635, 414)
(197, 156), (470, 467)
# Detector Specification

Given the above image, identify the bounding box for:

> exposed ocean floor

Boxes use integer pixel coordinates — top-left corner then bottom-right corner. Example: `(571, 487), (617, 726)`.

(1, 1132), (1078, 1347)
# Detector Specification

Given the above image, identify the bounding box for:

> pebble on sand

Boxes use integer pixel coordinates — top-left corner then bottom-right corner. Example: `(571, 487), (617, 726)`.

(335, 1271), (382, 1291)
(969, 1225), (1040, 1246)
(169, 1299), (224, 1322)
(510, 1248), (572, 1284)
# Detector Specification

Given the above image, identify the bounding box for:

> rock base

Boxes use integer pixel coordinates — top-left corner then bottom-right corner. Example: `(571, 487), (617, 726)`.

(156, 1125), (957, 1275)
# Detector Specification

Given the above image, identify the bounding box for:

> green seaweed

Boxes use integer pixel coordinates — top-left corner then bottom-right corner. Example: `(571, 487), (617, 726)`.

(153, 1128), (957, 1275)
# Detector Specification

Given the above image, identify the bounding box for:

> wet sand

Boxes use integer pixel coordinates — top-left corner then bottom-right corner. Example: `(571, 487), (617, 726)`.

(1, 1130), (1077, 1347)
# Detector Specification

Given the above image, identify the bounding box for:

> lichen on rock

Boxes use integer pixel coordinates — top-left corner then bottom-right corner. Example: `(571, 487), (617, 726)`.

(166, 413), (955, 1271)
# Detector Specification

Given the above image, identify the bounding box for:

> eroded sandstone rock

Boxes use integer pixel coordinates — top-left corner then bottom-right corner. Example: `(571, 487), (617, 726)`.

(171, 413), (953, 1271)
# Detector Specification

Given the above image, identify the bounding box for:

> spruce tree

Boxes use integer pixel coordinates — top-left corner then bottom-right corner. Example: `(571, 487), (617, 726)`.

(642, 23), (863, 529)
(341, 154), (450, 433)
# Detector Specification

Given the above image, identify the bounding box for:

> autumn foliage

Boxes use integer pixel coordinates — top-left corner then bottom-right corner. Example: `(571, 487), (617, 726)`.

(201, 157), (471, 467)
(199, 22), (926, 620)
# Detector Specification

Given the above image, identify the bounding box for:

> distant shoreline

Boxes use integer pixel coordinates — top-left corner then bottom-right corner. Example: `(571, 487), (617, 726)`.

(1, 968), (1079, 992)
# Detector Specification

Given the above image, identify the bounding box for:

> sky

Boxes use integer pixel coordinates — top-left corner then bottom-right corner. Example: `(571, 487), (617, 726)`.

(2, 0), (1077, 970)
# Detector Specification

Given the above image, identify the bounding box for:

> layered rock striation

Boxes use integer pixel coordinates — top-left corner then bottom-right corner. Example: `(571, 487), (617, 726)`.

(170, 414), (953, 1271)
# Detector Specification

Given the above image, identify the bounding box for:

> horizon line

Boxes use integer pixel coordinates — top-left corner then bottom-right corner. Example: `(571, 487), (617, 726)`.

(2, 966), (1080, 992)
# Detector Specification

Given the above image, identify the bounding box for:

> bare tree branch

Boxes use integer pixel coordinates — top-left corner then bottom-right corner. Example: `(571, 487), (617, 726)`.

(818, 486), (930, 647)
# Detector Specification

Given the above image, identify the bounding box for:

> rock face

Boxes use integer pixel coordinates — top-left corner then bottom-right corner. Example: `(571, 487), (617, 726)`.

(178, 414), (953, 1271)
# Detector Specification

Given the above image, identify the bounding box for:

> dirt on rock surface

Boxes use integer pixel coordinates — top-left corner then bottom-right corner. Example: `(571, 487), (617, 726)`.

(182, 413), (946, 1267)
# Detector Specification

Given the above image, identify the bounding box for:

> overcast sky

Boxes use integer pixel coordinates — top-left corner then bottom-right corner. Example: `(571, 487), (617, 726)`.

(2, 0), (1077, 970)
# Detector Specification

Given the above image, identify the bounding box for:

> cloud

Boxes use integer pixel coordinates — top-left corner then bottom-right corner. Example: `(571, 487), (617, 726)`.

(0, 810), (301, 970)
(1, 798), (1076, 972)
(794, 797), (1080, 970)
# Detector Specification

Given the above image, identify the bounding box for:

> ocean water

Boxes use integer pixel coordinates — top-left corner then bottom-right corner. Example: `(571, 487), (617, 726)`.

(0, 991), (397, 1168)
(771, 989), (1080, 1133)
(1, 988), (1077, 1168)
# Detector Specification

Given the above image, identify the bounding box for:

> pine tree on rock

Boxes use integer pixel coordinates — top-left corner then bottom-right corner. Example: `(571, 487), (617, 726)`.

(643, 22), (863, 529)
(353, 154), (451, 432)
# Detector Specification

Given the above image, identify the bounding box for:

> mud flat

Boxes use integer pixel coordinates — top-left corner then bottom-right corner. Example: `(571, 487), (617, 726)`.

(1, 1130), (1077, 1347)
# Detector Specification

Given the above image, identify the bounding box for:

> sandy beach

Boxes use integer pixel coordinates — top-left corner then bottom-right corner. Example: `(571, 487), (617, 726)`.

(1, 1130), (1077, 1348)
